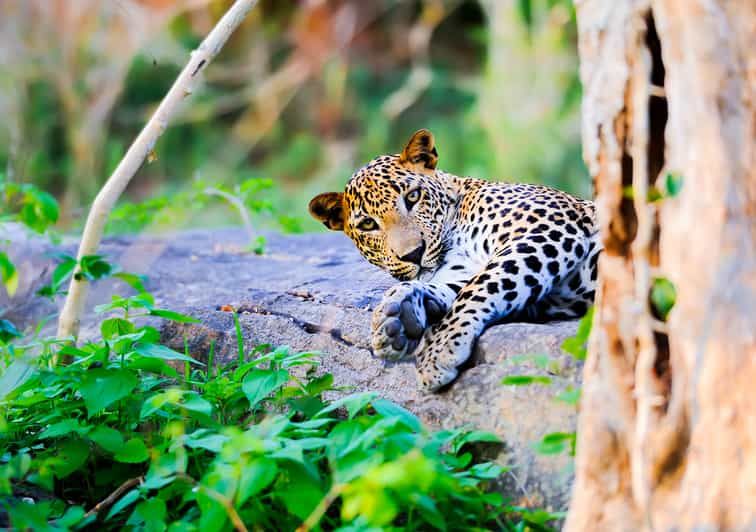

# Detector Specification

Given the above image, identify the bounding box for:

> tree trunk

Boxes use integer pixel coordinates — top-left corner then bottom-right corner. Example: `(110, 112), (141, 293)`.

(566, 0), (755, 530)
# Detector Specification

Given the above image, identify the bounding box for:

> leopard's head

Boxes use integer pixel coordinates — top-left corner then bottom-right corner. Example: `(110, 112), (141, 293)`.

(309, 129), (455, 280)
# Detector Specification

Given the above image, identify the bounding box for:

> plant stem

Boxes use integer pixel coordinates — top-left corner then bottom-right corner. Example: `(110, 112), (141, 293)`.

(203, 186), (257, 244)
(297, 483), (343, 532)
(83, 476), (144, 520)
(56, 0), (261, 343)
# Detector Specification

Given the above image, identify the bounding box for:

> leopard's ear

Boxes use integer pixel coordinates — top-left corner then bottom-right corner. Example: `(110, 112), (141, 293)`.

(308, 192), (345, 231)
(399, 129), (438, 172)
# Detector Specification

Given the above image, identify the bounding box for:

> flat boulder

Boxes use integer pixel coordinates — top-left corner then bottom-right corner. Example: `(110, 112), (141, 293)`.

(5, 228), (582, 511)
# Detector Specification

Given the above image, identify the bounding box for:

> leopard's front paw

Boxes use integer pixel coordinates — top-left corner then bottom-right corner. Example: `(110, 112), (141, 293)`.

(371, 282), (446, 361)
(415, 326), (474, 393)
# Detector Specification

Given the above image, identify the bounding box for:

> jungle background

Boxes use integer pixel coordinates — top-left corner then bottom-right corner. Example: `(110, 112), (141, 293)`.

(0, 0), (588, 235)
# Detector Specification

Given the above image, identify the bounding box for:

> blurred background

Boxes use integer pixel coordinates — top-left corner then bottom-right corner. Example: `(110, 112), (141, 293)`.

(0, 0), (588, 237)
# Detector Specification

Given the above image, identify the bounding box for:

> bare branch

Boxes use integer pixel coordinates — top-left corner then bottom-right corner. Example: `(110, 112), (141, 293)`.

(56, 0), (261, 342)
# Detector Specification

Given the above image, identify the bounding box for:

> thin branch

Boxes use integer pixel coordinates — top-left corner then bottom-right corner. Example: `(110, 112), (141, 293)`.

(382, 0), (453, 120)
(56, 0), (261, 342)
(203, 186), (256, 244)
(83, 476), (143, 520)
(176, 473), (248, 532)
(296, 483), (343, 532)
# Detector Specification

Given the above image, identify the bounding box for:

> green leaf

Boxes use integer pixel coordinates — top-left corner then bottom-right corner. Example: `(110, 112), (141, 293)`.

(56, 505), (86, 529)
(665, 172), (684, 197)
(37, 255), (77, 298)
(555, 386), (581, 405)
(101, 317), (135, 340)
(76, 255), (113, 281)
(106, 489), (140, 520)
(452, 430), (501, 454)
(371, 398), (421, 431)
(88, 426), (125, 453)
(561, 306), (593, 360)
(242, 369), (290, 408)
(533, 431), (576, 456)
(50, 439), (90, 478)
(114, 438), (149, 463)
(0, 358), (34, 398)
(39, 419), (84, 439)
(517, 0), (533, 33)
(277, 462), (323, 520)
(133, 342), (203, 365)
(0, 318), (22, 343)
(316, 392), (377, 419)
(236, 457), (278, 506)
(0, 251), (18, 297)
(79, 368), (138, 416)
(181, 392), (214, 417)
(501, 375), (552, 386)
(148, 308), (200, 323)
(183, 430), (228, 453)
(114, 272), (148, 294)
(127, 498), (166, 530)
(304, 373), (334, 395)
(468, 462), (505, 479)
(651, 277), (676, 320)
(19, 187), (58, 232)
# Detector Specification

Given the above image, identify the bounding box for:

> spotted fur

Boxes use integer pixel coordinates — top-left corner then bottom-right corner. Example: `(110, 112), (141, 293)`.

(309, 129), (601, 392)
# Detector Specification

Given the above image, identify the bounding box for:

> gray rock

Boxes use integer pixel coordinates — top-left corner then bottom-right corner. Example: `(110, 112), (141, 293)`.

(10, 227), (582, 511)
(0, 223), (58, 329)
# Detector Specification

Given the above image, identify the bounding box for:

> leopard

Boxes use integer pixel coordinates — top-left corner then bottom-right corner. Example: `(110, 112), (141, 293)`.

(309, 129), (601, 392)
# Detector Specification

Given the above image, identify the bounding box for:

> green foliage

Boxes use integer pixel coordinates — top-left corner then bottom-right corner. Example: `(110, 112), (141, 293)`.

(0, 275), (560, 531)
(651, 277), (676, 321)
(533, 431), (576, 456)
(105, 177), (303, 247)
(0, 252), (17, 298)
(0, 177), (59, 234)
(622, 172), (684, 203)
(561, 307), (594, 361)
(664, 172), (684, 197)
(502, 375), (552, 386)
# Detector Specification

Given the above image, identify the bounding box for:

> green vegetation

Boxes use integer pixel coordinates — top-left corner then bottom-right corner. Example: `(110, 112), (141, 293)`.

(0, 1), (588, 234)
(0, 184), (567, 531)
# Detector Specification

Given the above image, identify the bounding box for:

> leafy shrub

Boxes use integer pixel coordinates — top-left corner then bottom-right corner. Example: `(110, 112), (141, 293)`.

(0, 276), (517, 530)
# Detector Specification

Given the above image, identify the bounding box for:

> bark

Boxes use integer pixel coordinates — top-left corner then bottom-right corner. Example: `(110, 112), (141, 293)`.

(566, 0), (756, 530)
(56, 0), (260, 341)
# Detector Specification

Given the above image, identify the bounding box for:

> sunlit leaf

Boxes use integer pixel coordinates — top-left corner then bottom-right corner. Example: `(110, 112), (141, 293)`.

(79, 368), (138, 416)
(242, 369), (290, 409)
(0, 252), (18, 297)
(651, 277), (676, 320)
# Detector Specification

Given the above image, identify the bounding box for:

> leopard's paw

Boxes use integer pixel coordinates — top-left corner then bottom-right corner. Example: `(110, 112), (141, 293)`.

(371, 282), (445, 361)
(414, 326), (474, 393)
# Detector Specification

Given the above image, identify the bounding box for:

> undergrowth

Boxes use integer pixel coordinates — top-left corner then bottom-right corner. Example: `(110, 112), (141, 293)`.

(0, 276), (563, 531)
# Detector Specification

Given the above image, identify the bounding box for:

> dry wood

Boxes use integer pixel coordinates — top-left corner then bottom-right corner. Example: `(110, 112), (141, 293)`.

(57, 0), (260, 341)
(566, 0), (756, 530)
(83, 476), (143, 520)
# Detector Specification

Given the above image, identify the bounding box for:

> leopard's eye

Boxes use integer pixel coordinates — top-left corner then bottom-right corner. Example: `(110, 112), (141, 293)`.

(357, 218), (378, 231)
(404, 188), (422, 210)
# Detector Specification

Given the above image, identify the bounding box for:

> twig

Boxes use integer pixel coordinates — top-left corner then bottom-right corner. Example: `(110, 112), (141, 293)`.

(203, 186), (257, 245)
(56, 0), (261, 342)
(83, 476), (143, 520)
(382, 0), (453, 120)
(176, 473), (248, 532)
(297, 483), (343, 532)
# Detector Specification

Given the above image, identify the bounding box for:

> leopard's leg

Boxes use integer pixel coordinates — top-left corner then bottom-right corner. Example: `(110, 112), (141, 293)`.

(371, 281), (453, 360)
(415, 239), (589, 391)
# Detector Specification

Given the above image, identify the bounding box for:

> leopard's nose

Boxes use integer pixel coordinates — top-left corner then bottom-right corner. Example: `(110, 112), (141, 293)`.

(399, 241), (426, 265)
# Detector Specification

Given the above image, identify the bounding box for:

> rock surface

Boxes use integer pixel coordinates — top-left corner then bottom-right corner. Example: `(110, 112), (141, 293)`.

(5, 227), (581, 511)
